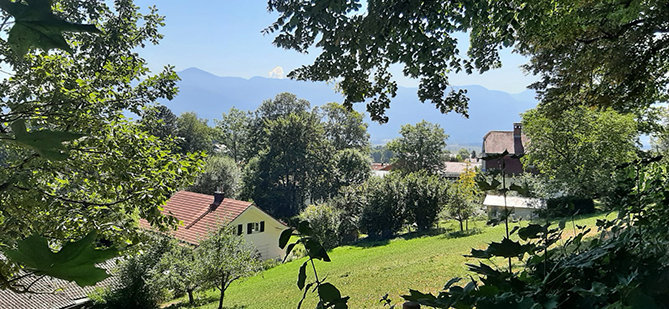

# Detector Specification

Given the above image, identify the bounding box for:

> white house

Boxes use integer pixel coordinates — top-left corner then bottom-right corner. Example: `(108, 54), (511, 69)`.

(140, 191), (287, 260)
(483, 194), (545, 220)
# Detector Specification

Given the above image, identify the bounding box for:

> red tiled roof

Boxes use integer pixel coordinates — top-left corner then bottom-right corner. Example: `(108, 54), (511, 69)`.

(139, 191), (254, 245)
(482, 131), (528, 154)
(371, 163), (393, 171)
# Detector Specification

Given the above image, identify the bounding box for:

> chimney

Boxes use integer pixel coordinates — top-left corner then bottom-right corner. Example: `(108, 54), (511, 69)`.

(210, 191), (224, 211)
(513, 123), (524, 154)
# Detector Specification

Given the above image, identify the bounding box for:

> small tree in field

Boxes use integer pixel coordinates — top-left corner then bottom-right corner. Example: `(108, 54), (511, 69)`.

(447, 167), (481, 231)
(150, 242), (199, 305)
(195, 227), (262, 309)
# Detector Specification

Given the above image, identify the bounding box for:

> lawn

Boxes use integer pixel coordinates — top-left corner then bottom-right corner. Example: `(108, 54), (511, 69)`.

(168, 212), (614, 309)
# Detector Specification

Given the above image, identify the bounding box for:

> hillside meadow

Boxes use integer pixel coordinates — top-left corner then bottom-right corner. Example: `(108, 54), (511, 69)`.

(166, 213), (613, 309)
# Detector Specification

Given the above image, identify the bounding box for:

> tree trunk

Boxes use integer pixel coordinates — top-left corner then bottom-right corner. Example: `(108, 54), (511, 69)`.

(218, 276), (226, 309)
(188, 289), (194, 305)
(466, 219), (469, 231)
(459, 219), (463, 232)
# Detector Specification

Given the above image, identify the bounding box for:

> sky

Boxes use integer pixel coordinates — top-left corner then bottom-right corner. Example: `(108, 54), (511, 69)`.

(133, 1), (538, 94)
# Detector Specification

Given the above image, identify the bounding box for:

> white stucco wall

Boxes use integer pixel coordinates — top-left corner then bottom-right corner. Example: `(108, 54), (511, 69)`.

(229, 206), (287, 260)
(487, 205), (538, 220)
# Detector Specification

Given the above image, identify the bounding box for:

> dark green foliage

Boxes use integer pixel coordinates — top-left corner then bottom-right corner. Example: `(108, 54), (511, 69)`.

(93, 237), (172, 309)
(388, 120), (448, 175)
(331, 148), (371, 194)
(320, 102), (370, 152)
(370, 145), (394, 163)
(140, 105), (178, 142)
(404, 171), (446, 231)
(360, 174), (407, 239)
(545, 197), (595, 218)
(176, 112), (215, 154)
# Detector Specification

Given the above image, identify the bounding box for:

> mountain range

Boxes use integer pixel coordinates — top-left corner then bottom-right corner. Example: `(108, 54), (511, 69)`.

(158, 67), (538, 147)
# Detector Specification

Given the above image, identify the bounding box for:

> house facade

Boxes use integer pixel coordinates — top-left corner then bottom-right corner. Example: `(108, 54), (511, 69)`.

(483, 194), (545, 220)
(140, 191), (287, 260)
(481, 123), (528, 175)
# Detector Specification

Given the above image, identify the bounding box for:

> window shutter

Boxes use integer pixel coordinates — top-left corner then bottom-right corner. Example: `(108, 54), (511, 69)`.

(237, 224), (243, 236)
(247, 223), (253, 234)
(260, 221), (265, 232)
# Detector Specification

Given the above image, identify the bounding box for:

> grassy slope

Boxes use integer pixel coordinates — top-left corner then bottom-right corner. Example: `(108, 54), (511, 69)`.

(175, 213), (612, 309)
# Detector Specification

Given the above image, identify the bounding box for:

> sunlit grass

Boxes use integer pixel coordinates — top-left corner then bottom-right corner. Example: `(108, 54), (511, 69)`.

(165, 212), (614, 309)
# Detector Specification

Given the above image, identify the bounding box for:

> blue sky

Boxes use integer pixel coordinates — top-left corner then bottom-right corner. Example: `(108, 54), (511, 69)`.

(134, 1), (538, 94)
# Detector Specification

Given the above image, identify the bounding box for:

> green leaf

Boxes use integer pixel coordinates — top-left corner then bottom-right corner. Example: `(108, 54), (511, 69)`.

(283, 243), (296, 262)
(279, 228), (292, 249)
(10, 119), (84, 161)
(509, 184), (529, 195)
(304, 238), (330, 261)
(518, 224), (545, 240)
(443, 277), (461, 290)
(5, 0), (102, 56)
(2, 231), (118, 286)
(297, 220), (313, 236)
(297, 260), (307, 290)
(318, 282), (342, 302)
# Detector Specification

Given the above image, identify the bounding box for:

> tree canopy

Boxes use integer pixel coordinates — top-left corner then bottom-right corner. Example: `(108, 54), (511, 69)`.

(522, 106), (638, 198)
(387, 120), (448, 174)
(265, 0), (668, 119)
(0, 0), (202, 289)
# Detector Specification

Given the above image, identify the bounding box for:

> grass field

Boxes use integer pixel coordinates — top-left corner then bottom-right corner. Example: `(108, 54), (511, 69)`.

(166, 213), (613, 309)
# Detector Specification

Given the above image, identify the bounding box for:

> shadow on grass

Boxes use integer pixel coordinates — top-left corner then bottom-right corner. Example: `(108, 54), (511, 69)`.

(162, 295), (248, 309)
(352, 226), (484, 248)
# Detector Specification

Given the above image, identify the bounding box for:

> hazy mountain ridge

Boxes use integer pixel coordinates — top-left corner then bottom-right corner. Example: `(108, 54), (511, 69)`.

(160, 67), (538, 145)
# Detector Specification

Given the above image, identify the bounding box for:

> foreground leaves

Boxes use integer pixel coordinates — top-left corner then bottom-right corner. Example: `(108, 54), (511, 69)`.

(2, 231), (118, 286)
(0, 0), (102, 56)
(7, 119), (84, 161)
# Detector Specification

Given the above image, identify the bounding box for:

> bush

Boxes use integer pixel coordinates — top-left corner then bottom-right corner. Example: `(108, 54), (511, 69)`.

(360, 174), (406, 239)
(299, 204), (343, 249)
(404, 171), (446, 231)
(545, 196), (595, 217)
(91, 236), (172, 309)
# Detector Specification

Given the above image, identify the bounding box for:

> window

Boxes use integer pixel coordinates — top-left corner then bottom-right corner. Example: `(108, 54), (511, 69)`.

(237, 224), (243, 236)
(244, 221), (266, 234)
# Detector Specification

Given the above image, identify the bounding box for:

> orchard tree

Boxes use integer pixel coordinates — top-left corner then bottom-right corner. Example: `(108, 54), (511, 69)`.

(0, 0), (203, 290)
(196, 227), (261, 309)
(387, 120), (448, 174)
(150, 242), (199, 305)
(447, 167), (481, 232)
(187, 155), (241, 198)
(331, 148), (371, 196)
(404, 171), (447, 232)
(522, 106), (638, 198)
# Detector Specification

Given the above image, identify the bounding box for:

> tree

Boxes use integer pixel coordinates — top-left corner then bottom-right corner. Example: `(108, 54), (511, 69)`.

(265, 0), (669, 120)
(215, 107), (253, 163)
(196, 227), (261, 309)
(387, 120), (448, 174)
(404, 171), (447, 232)
(522, 106), (638, 198)
(187, 155), (241, 198)
(176, 112), (215, 154)
(447, 167), (481, 232)
(458, 148), (471, 160)
(320, 102), (370, 152)
(370, 145), (394, 163)
(471, 150), (477, 159)
(0, 1), (203, 289)
(243, 111), (330, 218)
(150, 242), (199, 305)
(140, 105), (178, 142)
(331, 148), (371, 196)
(360, 173), (407, 239)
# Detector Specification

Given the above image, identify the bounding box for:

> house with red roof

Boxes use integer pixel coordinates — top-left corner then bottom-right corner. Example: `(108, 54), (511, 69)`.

(141, 191), (287, 260)
(481, 123), (529, 175)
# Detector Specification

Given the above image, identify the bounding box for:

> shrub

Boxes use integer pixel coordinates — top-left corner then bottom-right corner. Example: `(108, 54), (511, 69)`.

(404, 171), (447, 231)
(360, 174), (407, 239)
(299, 204), (343, 249)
